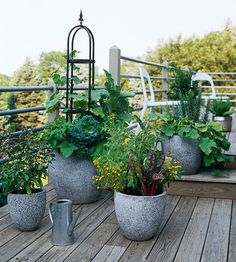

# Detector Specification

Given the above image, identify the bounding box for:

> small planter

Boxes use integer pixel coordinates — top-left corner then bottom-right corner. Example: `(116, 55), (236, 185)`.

(49, 151), (101, 204)
(162, 135), (201, 175)
(8, 189), (46, 231)
(213, 116), (232, 132)
(114, 191), (167, 241)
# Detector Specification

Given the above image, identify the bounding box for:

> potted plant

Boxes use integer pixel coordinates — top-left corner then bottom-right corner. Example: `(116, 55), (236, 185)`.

(0, 130), (54, 231)
(93, 124), (181, 241)
(44, 70), (135, 204)
(157, 112), (232, 175)
(43, 114), (102, 204)
(209, 98), (236, 132)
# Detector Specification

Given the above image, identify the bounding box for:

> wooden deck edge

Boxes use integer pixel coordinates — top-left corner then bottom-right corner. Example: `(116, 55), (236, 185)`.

(167, 180), (236, 200)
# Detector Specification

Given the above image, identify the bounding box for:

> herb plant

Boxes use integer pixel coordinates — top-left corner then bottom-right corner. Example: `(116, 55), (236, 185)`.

(0, 130), (54, 195)
(209, 99), (236, 116)
(93, 124), (181, 196)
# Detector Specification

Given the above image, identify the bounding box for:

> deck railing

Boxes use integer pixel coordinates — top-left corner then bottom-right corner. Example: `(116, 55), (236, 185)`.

(1, 45), (236, 135)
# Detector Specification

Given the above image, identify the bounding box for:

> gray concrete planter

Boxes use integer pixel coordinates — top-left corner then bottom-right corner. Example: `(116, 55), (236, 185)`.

(7, 189), (46, 231)
(49, 151), (101, 204)
(213, 116), (232, 132)
(162, 135), (202, 175)
(114, 191), (167, 241)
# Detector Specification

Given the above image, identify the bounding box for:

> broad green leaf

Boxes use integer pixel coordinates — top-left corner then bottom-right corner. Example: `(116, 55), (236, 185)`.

(195, 123), (208, 132)
(178, 126), (191, 137)
(204, 155), (215, 167)
(161, 125), (175, 137)
(69, 93), (87, 101)
(70, 76), (80, 84)
(59, 141), (78, 158)
(45, 91), (64, 113)
(209, 121), (222, 132)
(120, 113), (134, 123)
(199, 137), (217, 155)
(186, 129), (199, 139)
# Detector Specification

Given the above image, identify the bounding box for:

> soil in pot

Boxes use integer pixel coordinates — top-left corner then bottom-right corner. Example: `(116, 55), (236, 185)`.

(49, 151), (101, 204)
(7, 188), (46, 231)
(162, 135), (202, 175)
(114, 191), (167, 241)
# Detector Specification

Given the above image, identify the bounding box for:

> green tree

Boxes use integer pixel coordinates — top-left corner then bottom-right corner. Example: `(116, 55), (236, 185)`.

(37, 51), (67, 85)
(3, 94), (19, 132)
(11, 58), (46, 128)
(145, 26), (236, 73)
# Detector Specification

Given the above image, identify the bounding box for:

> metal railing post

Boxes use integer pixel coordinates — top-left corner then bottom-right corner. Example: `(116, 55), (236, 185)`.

(162, 60), (169, 99)
(47, 80), (59, 122)
(109, 45), (121, 85)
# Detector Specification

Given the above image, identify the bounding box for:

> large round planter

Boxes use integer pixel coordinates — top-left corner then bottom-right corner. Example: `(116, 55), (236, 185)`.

(7, 189), (46, 231)
(162, 135), (201, 175)
(49, 151), (101, 204)
(213, 116), (232, 132)
(114, 191), (167, 241)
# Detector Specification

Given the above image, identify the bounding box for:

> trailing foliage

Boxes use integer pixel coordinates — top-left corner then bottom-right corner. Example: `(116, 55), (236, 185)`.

(0, 130), (54, 195)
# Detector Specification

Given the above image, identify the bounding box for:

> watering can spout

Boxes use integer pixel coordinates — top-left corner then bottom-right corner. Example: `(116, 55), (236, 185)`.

(67, 208), (81, 236)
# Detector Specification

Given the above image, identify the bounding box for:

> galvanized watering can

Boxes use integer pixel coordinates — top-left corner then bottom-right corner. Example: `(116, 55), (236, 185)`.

(49, 199), (81, 246)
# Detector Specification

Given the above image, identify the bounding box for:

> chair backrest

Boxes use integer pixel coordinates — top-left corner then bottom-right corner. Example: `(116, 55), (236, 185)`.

(139, 67), (155, 104)
(191, 72), (216, 98)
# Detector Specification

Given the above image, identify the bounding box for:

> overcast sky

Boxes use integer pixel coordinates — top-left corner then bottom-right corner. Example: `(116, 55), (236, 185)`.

(0, 0), (236, 76)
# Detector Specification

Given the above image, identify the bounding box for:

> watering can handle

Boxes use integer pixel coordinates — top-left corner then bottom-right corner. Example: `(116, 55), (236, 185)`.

(48, 203), (54, 224)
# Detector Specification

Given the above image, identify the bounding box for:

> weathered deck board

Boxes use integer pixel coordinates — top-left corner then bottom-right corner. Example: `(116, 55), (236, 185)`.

(228, 200), (236, 262)
(8, 191), (112, 262)
(174, 198), (214, 262)
(1, 190), (236, 262)
(118, 195), (180, 262)
(201, 199), (232, 262)
(147, 196), (197, 262)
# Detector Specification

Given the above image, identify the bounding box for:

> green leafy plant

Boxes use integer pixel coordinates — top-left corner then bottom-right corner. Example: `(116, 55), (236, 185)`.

(209, 99), (236, 116)
(93, 124), (181, 196)
(43, 115), (102, 158)
(0, 130), (54, 195)
(156, 112), (232, 169)
(168, 65), (198, 99)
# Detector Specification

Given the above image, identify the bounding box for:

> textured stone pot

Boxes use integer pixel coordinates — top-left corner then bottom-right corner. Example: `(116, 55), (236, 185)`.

(114, 191), (167, 241)
(49, 151), (101, 204)
(162, 135), (202, 175)
(7, 189), (46, 231)
(213, 116), (232, 132)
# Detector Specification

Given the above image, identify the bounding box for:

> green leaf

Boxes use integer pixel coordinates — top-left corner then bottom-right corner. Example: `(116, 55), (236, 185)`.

(69, 93), (87, 101)
(121, 91), (135, 97)
(178, 126), (191, 137)
(70, 76), (80, 84)
(45, 91), (64, 113)
(195, 123), (208, 132)
(120, 113), (134, 123)
(204, 155), (215, 167)
(186, 129), (199, 139)
(199, 137), (217, 155)
(59, 141), (78, 158)
(209, 121), (222, 132)
(161, 125), (175, 137)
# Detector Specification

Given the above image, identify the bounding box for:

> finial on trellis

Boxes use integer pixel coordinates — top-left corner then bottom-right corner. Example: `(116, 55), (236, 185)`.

(79, 10), (84, 25)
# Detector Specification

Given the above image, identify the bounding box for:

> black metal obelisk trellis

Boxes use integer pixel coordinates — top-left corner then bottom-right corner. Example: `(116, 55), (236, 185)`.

(66, 11), (95, 122)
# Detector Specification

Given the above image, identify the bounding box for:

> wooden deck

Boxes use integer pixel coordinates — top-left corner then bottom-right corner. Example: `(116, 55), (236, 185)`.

(0, 185), (236, 262)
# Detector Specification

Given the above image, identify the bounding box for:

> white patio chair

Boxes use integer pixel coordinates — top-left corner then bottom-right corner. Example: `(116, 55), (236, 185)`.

(191, 72), (228, 101)
(139, 67), (179, 120)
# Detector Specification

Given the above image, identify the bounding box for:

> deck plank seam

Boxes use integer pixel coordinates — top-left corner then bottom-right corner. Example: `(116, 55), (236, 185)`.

(199, 198), (216, 262)
(226, 200), (234, 262)
(144, 195), (182, 261)
(63, 209), (119, 261)
(34, 193), (114, 262)
(172, 196), (199, 262)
